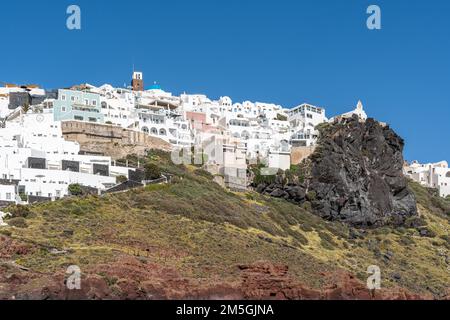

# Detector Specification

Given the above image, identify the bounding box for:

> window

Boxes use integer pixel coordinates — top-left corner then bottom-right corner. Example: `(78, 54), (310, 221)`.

(92, 100), (97, 106)
(61, 95), (66, 101)
(85, 99), (89, 105)
(74, 116), (83, 121)
(71, 96), (75, 102)
(6, 193), (11, 200)
(62, 107), (66, 112)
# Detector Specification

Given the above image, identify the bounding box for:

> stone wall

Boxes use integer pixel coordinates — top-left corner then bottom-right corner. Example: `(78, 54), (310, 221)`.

(291, 146), (316, 165)
(61, 121), (172, 159)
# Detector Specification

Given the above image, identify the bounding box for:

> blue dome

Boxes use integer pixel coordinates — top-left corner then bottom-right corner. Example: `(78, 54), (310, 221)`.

(149, 82), (161, 90)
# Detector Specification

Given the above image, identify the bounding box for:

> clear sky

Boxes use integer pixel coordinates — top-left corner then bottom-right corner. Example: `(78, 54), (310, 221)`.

(0, 0), (449, 162)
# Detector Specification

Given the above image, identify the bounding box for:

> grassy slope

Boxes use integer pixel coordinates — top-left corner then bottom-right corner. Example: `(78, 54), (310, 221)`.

(1, 152), (449, 296)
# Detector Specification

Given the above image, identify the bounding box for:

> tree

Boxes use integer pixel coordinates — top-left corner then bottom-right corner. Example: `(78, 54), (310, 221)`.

(68, 184), (83, 196)
(144, 163), (161, 180)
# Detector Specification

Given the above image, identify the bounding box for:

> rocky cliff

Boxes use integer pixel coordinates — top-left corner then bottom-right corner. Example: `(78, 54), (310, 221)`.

(256, 116), (417, 227)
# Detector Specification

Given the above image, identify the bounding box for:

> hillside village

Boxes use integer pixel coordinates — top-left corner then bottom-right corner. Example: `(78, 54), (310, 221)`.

(0, 72), (448, 207)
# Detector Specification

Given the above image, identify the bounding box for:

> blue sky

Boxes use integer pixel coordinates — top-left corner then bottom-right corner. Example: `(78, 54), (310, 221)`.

(0, 0), (449, 162)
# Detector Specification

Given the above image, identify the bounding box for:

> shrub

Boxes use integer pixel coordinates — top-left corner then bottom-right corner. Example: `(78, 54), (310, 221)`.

(250, 163), (277, 186)
(6, 205), (31, 218)
(144, 163), (161, 180)
(68, 184), (84, 196)
(293, 231), (309, 246)
(299, 222), (314, 232)
(439, 235), (450, 243)
(302, 202), (312, 212)
(399, 236), (415, 246)
(7, 217), (28, 228)
(245, 193), (255, 201)
(318, 231), (337, 250)
(170, 176), (182, 184)
(19, 193), (28, 202)
(116, 175), (128, 184)
(306, 191), (317, 201)
(0, 229), (12, 237)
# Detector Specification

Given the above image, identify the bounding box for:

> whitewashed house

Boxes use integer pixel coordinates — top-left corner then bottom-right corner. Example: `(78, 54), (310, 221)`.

(0, 111), (135, 204)
(404, 161), (450, 198)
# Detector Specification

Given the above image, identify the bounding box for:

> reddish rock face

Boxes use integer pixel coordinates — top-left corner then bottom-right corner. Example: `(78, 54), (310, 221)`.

(0, 236), (34, 258)
(0, 256), (433, 300)
(238, 261), (430, 300)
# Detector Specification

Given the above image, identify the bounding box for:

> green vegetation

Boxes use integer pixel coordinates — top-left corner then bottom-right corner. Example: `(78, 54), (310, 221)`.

(284, 164), (306, 185)
(19, 192), (28, 202)
(250, 163), (277, 186)
(0, 151), (448, 297)
(408, 181), (450, 220)
(116, 175), (128, 184)
(5, 205), (31, 219)
(68, 184), (83, 196)
(144, 163), (162, 180)
(7, 217), (28, 228)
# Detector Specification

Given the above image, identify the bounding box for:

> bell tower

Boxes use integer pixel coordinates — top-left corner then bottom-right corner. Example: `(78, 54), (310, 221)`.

(132, 71), (144, 91)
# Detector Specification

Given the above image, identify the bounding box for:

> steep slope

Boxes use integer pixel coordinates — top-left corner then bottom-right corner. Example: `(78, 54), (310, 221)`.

(0, 151), (448, 299)
(255, 116), (417, 227)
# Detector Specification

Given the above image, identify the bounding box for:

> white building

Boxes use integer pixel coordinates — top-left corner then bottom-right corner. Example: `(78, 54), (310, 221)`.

(404, 161), (450, 198)
(0, 111), (134, 205)
(3, 76), (396, 193)
(288, 103), (327, 147)
(329, 100), (368, 123)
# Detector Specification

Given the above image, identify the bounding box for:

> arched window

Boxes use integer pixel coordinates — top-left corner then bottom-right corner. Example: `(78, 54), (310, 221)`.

(159, 129), (167, 136)
(151, 128), (158, 135)
(241, 131), (250, 140)
(233, 132), (240, 138)
(446, 171), (450, 178)
(142, 127), (149, 133)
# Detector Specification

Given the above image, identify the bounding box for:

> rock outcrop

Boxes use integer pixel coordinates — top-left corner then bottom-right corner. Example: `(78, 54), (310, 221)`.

(0, 257), (432, 300)
(255, 116), (417, 227)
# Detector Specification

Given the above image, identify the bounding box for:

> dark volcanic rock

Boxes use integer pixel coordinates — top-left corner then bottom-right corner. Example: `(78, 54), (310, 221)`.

(255, 115), (417, 228)
(306, 116), (417, 227)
